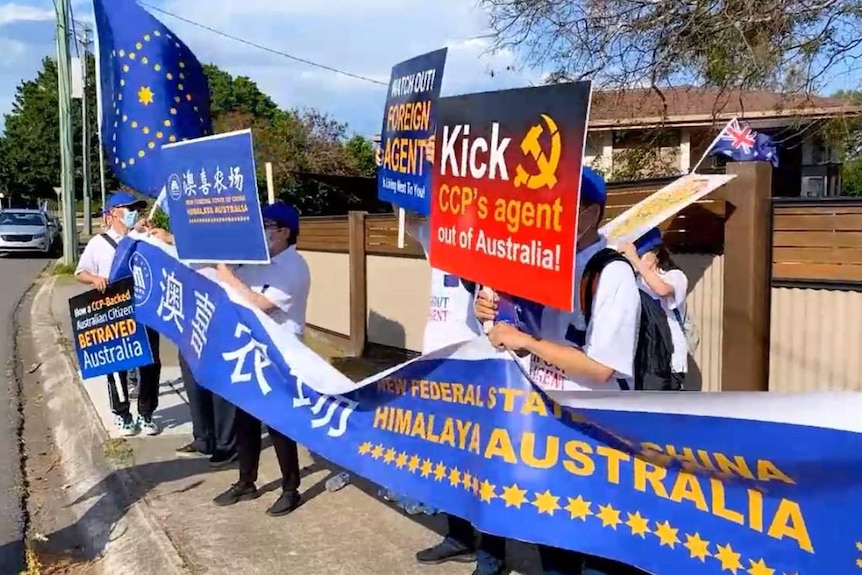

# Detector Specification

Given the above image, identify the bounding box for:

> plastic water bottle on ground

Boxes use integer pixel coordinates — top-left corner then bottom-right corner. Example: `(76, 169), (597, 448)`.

(377, 487), (395, 501)
(325, 472), (350, 492)
(402, 500), (424, 515)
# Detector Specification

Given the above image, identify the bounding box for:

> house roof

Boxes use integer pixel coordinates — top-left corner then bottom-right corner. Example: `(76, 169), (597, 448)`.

(588, 86), (862, 129)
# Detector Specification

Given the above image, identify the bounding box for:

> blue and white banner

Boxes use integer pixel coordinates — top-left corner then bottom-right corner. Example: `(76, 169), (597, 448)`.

(109, 235), (862, 575)
(159, 129), (268, 264)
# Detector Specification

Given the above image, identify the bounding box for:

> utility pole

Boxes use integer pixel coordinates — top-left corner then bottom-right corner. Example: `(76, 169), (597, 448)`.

(79, 24), (92, 237)
(56, 0), (77, 265)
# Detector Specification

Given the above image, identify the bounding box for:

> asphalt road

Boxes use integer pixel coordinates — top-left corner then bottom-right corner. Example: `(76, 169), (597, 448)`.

(0, 254), (49, 574)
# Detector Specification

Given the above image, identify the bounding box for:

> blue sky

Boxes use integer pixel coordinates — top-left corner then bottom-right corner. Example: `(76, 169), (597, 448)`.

(0, 0), (542, 137)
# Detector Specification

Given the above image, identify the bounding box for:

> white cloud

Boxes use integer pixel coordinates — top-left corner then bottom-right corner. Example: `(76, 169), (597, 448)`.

(0, 3), (53, 25)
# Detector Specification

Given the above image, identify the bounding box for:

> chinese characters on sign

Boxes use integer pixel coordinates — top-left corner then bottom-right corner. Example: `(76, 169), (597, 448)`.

(161, 129), (269, 264)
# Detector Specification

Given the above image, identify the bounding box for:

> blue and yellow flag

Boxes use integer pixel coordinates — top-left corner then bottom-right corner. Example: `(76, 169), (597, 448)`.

(93, 0), (212, 196)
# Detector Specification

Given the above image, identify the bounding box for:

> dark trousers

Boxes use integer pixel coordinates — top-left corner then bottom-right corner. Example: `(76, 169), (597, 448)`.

(235, 408), (300, 493)
(445, 514), (475, 548)
(178, 352), (236, 454)
(107, 328), (161, 417)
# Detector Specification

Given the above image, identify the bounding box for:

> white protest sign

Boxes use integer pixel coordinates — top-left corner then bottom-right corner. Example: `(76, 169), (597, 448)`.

(599, 173), (736, 246)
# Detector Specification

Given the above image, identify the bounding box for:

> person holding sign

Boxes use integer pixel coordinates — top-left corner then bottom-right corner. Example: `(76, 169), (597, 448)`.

(619, 228), (690, 389)
(148, 202), (311, 516)
(75, 192), (162, 437)
(474, 168), (645, 575)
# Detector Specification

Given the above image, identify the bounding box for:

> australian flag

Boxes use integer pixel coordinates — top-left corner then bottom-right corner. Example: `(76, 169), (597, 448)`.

(93, 0), (213, 197)
(709, 118), (779, 167)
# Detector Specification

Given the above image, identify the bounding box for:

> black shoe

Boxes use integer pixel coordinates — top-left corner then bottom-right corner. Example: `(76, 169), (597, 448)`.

(265, 490), (301, 517)
(213, 481), (259, 506)
(415, 539), (476, 565)
(208, 450), (238, 468)
(176, 442), (211, 457)
(471, 569), (506, 575)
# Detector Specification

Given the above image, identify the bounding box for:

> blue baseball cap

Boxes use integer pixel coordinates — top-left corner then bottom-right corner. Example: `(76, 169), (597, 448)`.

(581, 166), (606, 205)
(635, 227), (663, 256)
(261, 202), (300, 233)
(103, 191), (147, 213)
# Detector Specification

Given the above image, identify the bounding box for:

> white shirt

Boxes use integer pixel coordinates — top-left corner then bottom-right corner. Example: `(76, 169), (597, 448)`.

(529, 239), (641, 391)
(638, 269), (688, 373)
(233, 245), (310, 334)
(407, 219), (481, 354)
(76, 228), (124, 278)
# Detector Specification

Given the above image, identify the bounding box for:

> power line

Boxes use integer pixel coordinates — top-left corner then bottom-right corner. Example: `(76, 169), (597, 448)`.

(139, 2), (387, 87)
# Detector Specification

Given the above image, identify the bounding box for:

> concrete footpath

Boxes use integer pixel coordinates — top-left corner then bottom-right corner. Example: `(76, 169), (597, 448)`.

(29, 274), (539, 575)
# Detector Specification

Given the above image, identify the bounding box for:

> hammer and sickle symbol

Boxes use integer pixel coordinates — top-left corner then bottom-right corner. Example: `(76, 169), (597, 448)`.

(514, 113), (562, 190)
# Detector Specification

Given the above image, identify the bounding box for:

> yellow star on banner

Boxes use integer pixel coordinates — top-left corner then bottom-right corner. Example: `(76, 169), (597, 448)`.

(857, 541), (862, 552)
(472, 476), (480, 495)
(714, 543), (743, 574)
(371, 444), (384, 459)
(858, 559), (862, 569)
(395, 452), (408, 469)
(565, 496), (593, 521)
(653, 520), (680, 549)
(532, 490), (561, 516)
(433, 462), (447, 482)
(137, 86), (154, 105)
(624, 512), (650, 538)
(408, 455), (420, 473)
(420, 459), (433, 478)
(683, 533), (711, 562)
(462, 471), (473, 490)
(448, 467), (462, 487)
(596, 504), (622, 529)
(746, 558), (774, 575)
(384, 448), (396, 464)
(500, 484), (528, 508)
(357, 442), (371, 455)
(479, 480), (497, 503)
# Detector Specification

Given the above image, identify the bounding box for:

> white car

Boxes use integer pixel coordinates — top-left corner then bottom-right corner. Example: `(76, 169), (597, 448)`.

(0, 209), (58, 256)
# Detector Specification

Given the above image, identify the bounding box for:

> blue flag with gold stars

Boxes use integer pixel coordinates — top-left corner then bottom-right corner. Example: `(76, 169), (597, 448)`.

(93, 0), (212, 197)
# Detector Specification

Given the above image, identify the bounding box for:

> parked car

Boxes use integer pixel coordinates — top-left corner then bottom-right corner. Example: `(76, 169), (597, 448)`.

(0, 209), (59, 256)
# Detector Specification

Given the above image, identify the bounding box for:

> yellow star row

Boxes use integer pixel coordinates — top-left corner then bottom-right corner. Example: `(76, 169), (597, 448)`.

(357, 441), (800, 575)
(189, 216), (251, 224)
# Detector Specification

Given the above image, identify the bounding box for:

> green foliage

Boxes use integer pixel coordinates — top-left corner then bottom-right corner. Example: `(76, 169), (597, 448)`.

(824, 90), (862, 196)
(150, 207), (170, 231)
(345, 135), (377, 178)
(203, 64), (280, 121)
(51, 262), (76, 275)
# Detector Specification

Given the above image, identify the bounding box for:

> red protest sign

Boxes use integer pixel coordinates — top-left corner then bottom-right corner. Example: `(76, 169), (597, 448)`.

(428, 83), (591, 310)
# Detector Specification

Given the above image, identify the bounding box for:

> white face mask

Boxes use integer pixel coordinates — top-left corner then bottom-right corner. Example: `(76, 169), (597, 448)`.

(122, 210), (138, 228)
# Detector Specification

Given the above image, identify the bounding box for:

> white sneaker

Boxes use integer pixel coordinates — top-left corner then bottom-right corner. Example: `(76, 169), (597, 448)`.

(138, 415), (160, 436)
(115, 413), (138, 437)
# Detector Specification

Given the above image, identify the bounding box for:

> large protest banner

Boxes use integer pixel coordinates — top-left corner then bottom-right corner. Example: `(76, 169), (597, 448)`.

(110, 234), (862, 575)
(429, 82), (591, 310)
(68, 277), (154, 379)
(377, 48), (447, 215)
(160, 129), (268, 264)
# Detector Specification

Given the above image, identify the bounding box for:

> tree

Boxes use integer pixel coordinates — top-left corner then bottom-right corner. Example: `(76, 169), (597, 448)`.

(204, 65), (280, 122)
(479, 0), (862, 107)
(345, 135), (377, 178)
(825, 90), (862, 196)
(0, 55), (116, 202)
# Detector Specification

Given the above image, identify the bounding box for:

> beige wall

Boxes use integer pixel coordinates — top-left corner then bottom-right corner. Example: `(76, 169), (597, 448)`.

(366, 256), (430, 351)
(770, 288), (862, 391)
(675, 254), (724, 391)
(301, 250), (351, 335)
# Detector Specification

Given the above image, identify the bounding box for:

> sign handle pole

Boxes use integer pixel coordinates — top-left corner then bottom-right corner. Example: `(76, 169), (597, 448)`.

(397, 207), (406, 249)
(265, 162), (275, 205)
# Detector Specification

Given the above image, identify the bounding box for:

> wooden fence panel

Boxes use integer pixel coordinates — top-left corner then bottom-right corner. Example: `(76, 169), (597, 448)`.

(296, 215), (350, 253)
(772, 199), (862, 284)
(364, 214), (424, 257)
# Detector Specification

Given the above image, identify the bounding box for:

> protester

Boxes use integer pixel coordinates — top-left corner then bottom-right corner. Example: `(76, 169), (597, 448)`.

(150, 202), (311, 515)
(620, 227), (689, 389)
(474, 167), (645, 575)
(75, 192), (162, 436)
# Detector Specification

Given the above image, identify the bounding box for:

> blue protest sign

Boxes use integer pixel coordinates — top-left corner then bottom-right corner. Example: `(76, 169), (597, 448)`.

(377, 48), (447, 215)
(160, 129), (269, 264)
(68, 277), (154, 379)
(110, 235), (862, 575)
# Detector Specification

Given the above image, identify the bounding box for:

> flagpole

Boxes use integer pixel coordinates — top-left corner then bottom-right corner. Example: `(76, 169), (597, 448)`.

(690, 116), (736, 174)
(92, 0), (107, 209)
